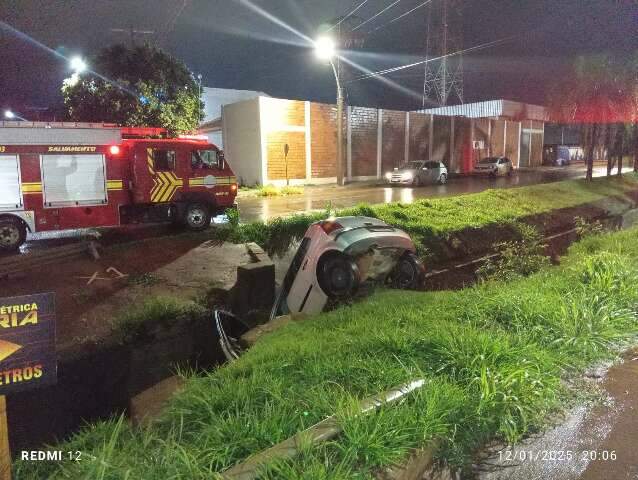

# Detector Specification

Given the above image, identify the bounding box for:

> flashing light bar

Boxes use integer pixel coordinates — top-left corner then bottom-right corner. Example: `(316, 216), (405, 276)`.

(178, 134), (209, 141)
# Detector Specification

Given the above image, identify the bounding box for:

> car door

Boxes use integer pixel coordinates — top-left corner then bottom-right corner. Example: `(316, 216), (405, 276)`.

(422, 162), (436, 183)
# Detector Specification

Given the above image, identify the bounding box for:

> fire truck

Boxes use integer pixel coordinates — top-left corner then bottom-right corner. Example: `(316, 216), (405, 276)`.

(0, 122), (238, 251)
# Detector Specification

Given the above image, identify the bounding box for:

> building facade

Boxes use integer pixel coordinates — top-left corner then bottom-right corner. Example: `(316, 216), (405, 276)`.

(222, 97), (547, 186)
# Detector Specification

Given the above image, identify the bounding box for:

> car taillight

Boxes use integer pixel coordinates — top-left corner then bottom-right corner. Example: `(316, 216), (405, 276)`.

(320, 219), (343, 235)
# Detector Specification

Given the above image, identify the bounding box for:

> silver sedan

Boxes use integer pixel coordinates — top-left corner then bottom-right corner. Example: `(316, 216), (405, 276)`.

(385, 160), (448, 186)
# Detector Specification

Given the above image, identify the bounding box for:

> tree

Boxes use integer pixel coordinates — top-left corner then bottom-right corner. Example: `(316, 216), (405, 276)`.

(62, 44), (203, 134)
(546, 53), (637, 181)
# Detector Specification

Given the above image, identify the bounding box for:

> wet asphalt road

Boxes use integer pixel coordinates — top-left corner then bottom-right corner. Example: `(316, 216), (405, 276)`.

(236, 164), (625, 223)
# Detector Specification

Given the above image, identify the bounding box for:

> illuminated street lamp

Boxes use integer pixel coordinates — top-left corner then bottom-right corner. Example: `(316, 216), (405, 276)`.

(4, 110), (26, 121)
(315, 35), (345, 186)
(70, 56), (87, 74)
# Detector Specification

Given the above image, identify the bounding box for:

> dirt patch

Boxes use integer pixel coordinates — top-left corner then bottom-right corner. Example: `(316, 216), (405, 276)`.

(1, 234), (205, 346)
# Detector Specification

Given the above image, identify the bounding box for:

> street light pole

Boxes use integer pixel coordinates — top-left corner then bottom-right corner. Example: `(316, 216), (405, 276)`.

(315, 35), (345, 186)
(330, 60), (345, 186)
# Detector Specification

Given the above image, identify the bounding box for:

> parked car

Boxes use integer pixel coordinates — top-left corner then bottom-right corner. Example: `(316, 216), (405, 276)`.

(385, 160), (448, 186)
(473, 156), (513, 177)
(270, 216), (425, 319)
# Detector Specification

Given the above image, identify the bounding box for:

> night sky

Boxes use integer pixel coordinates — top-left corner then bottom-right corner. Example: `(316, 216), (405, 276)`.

(1, 0), (636, 116)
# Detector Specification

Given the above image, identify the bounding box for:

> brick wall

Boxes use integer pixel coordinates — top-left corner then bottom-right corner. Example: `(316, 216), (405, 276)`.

(381, 110), (406, 172)
(310, 102), (337, 178)
(409, 113), (430, 161)
(432, 116), (451, 166)
(350, 107), (378, 177)
(453, 118), (472, 173)
(490, 120), (505, 157)
(261, 98), (305, 129)
(505, 121), (520, 166)
(472, 118), (490, 164)
(266, 131), (306, 180)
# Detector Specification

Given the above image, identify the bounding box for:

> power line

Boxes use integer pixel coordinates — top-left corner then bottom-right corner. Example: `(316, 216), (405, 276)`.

(328, 0), (370, 31)
(349, 36), (513, 82)
(352, 0), (403, 31)
(367, 0), (433, 35)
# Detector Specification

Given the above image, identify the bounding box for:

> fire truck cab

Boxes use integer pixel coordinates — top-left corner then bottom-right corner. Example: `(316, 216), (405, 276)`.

(0, 122), (237, 251)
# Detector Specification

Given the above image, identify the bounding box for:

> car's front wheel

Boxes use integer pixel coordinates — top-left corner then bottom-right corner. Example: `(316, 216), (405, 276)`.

(317, 252), (360, 298)
(439, 173), (448, 185)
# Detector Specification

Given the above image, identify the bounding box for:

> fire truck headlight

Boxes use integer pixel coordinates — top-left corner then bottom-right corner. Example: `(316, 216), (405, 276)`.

(231, 184), (238, 192)
(109, 145), (121, 155)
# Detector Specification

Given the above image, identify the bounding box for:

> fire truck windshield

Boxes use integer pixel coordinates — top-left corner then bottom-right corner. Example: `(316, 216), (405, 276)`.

(191, 149), (220, 169)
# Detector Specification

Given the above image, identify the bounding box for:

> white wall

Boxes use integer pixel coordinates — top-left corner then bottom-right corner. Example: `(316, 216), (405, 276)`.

(222, 98), (263, 186)
(201, 87), (268, 123)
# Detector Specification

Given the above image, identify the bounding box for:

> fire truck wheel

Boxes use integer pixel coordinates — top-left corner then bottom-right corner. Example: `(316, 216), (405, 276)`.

(0, 218), (26, 252)
(184, 203), (211, 231)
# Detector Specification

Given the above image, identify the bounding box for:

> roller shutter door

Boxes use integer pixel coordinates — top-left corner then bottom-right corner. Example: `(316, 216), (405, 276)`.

(41, 154), (107, 207)
(0, 155), (22, 210)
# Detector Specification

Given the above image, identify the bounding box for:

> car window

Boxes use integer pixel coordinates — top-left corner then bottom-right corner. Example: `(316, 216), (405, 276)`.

(424, 161), (438, 169)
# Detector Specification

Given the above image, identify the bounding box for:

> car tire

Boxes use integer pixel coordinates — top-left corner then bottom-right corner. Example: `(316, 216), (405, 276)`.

(439, 173), (447, 185)
(317, 252), (360, 298)
(507, 169), (512, 177)
(388, 253), (424, 290)
(0, 218), (27, 252)
(184, 203), (211, 231)
(413, 176), (422, 187)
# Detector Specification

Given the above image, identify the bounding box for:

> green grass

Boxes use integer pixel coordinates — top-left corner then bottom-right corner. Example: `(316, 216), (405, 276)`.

(17, 226), (638, 479)
(111, 296), (206, 344)
(223, 175), (638, 257)
(239, 185), (305, 197)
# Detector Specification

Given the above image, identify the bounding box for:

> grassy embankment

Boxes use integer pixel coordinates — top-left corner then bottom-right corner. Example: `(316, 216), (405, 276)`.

(18, 227), (638, 475)
(224, 175), (638, 257)
(239, 185), (305, 197)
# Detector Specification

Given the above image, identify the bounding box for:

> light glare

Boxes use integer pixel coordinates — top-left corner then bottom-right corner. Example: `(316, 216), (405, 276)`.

(70, 56), (87, 73)
(315, 36), (336, 60)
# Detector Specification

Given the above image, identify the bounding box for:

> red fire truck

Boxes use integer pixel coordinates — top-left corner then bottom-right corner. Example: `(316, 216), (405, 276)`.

(0, 122), (238, 251)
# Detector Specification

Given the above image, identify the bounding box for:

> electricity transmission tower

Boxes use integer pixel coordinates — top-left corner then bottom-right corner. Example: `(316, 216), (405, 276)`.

(422, 0), (464, 107)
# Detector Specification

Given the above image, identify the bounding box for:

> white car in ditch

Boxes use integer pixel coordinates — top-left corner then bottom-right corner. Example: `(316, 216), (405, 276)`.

(271, 216), (425, 319)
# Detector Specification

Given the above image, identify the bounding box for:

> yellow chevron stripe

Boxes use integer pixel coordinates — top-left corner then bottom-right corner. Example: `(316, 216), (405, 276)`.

(21, 182), (42, 193)
(157, 173), (174, 203)
(147, 148), (155, 175)
(153, 173), (171, 203)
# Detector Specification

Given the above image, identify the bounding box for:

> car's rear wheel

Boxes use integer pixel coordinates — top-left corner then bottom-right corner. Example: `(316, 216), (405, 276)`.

(317, 252), (360, 298)
(439, 173), (448, 184)
(0, 218), (26, 252)
(388, 253), (424, 290)
(184, 203), (211, 231)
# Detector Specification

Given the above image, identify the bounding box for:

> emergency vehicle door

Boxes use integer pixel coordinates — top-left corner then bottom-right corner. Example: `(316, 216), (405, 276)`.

(133, 144), (184, 204)
(0, 154), (22, 210)
(188, 147), (227, 190)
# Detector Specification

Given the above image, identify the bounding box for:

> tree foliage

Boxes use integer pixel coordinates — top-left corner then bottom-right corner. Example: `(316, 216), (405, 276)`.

(62, 44), (203, 134)
(546, 52), (638, 179)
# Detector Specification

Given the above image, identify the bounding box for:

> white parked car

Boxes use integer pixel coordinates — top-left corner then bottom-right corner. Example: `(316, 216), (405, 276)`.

(271, 216), (425, 319)
(385, 160), (448, 186)
(473, 156), (513, 177)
